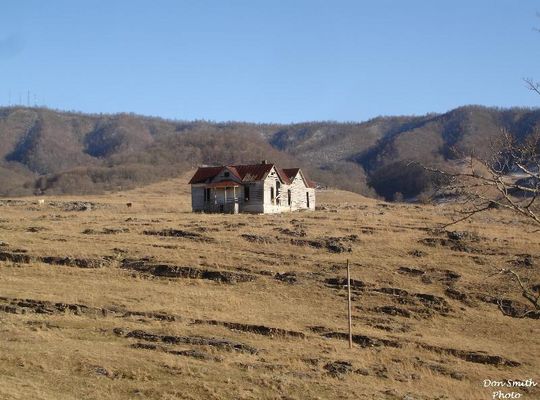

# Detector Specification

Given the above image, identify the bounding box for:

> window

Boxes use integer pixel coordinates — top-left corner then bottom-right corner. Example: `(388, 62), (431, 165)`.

(204, 188), (211, 202)
(244, 186), (250, 201)
(306, 192), (310, 208)
(287, 189), (291, 206)
(270, 187), (275, 203)
(224, 171), (230, 177)
(276, 181), (281, 205)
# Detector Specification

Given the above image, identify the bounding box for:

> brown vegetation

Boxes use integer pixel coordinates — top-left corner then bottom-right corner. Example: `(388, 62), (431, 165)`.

(0, 175), (538, 399)
(2, 105), (540, 199)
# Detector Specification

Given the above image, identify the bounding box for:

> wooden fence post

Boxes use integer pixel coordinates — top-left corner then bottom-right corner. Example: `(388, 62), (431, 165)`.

(347, 259), (353, 349)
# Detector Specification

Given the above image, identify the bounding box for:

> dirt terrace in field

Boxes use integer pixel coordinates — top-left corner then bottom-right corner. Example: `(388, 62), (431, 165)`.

(0, 177), (538, 400)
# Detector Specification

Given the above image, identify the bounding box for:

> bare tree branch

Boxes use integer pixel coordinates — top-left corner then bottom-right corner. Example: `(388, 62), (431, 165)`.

(412, 129), (540, 227)
(493, 268), (540, 311)
(525, 77), (540, 97)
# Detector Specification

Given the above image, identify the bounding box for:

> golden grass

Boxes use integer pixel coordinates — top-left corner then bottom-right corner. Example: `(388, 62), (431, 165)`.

(0, 175), (539, 399)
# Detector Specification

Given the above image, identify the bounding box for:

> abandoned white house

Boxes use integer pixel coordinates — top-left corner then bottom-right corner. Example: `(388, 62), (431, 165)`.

(189, 162), (316, 213)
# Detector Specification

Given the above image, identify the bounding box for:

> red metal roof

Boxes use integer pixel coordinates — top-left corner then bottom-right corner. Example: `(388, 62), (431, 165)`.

(206, 180), (241, 188)
(274, 168), (291, 184)
(189, 163), (314, 187)
(188, 166), (224, 184)
(282, 168), (300, 179)
(282, 168), (316, 188)
(234, 164), (275, 181)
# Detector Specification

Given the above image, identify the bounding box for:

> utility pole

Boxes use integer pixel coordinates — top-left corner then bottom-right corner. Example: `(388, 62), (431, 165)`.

(347, 259), (353, 349)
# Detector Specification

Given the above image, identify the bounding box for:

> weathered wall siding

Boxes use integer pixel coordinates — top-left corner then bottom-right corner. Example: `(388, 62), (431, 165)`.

(241, 182), (264, 213)
(244, 182), (264, 203)
(191, 185), (206, 211)
(262, 169), (284, 213)
(288, 175), (309, 210)
(306, 188), (315, 210)
(269, 175), (315, 212)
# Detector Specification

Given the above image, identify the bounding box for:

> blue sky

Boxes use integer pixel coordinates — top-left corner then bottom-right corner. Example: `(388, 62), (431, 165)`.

(1, 1), (539, 122)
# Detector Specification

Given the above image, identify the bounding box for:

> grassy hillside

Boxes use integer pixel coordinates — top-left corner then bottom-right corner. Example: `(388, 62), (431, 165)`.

(0, 178), (538, 399)
(1, 105), (539, 199)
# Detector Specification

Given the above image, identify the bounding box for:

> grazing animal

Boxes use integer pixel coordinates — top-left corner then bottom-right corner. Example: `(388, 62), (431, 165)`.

(126, 202), (132, 208)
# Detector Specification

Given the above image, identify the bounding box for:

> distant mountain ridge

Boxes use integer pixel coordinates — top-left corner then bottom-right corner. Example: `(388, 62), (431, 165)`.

(0, 105), (538, 198)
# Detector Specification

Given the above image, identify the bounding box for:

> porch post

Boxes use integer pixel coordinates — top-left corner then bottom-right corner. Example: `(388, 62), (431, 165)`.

(233, 186), (238, 214)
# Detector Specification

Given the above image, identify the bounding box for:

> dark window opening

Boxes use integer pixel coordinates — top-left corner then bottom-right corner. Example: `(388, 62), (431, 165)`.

(306, 192), (310, 208)
(224, 171), (230, 177)
(270, 187), (275, 202)
(205, 188), (211, 202)
(276, 181), (281, 205)
(244, 186), (250, 201)
(287, 189), (291, 206)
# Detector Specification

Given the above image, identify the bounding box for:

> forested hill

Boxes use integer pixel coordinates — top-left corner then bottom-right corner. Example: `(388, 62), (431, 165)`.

(1, 105), (539, 199)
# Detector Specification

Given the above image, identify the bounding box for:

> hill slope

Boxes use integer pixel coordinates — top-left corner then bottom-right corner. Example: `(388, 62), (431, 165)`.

(0, 180), (538, 399)
(1, 105), (539, 198)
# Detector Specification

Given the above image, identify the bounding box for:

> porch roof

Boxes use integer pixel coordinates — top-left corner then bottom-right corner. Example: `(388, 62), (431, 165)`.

(206, 180), (241, 188)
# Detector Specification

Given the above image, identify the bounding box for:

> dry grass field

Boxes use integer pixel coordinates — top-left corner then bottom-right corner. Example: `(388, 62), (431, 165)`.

(0, 174), (538, 400)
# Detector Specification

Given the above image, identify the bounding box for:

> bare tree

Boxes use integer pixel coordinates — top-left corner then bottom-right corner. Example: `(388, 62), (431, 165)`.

(417, 139), (540, 318)
(417, 129), (540, 228)
(412, 116), (540, 318)
(489, 268), (540, 318)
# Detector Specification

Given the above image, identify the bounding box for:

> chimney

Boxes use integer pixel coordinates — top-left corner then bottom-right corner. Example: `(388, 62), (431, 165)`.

(261, 160), (268, 164)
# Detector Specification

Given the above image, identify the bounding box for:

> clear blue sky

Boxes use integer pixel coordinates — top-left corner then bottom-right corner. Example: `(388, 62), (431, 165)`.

(1, 0), (539, 123)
